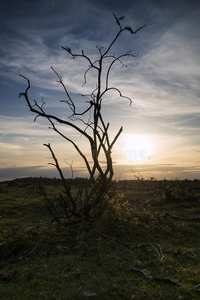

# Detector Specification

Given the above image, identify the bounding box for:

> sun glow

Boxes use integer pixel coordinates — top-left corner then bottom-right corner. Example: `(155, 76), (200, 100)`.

(118, 135), (153, 162)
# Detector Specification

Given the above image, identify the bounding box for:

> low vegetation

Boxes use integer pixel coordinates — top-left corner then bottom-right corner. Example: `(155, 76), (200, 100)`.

(0, 178), (200, 299)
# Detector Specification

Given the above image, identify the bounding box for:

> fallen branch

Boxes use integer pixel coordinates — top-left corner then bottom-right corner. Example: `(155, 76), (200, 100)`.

(165, 212), (200, 221)
(131, 267), (180, 286)
(13, 220), (55, 262)
(96, 231), (130, 248)
(138, 242), (164, 260)
(25, 235), (47, 258)
(57, 230), (130, 249)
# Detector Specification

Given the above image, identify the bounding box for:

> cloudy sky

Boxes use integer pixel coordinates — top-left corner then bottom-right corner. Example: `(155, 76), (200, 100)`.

(0, 0), (200, 181)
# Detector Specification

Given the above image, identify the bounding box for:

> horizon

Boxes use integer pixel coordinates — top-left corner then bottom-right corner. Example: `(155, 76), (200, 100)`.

(1, 175), (200, 184)
(0, 0), (200, 182)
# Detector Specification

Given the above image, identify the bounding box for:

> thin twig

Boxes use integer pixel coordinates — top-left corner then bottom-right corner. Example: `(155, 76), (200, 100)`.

(165, 212), (200, 221)
(138, 242), (164, 260)
(131, 268), (181, 286)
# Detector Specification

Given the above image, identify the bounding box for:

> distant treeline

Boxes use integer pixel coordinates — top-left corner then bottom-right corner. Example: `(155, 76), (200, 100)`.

(0, 177), (89, 186)
(1, 176), (199, 187)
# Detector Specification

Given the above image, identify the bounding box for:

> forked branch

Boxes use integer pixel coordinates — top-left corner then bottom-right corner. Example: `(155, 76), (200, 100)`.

(18, 14), (145, 220)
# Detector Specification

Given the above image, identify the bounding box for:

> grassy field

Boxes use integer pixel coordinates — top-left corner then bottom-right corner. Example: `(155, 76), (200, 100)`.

(0, 179), (200, 299)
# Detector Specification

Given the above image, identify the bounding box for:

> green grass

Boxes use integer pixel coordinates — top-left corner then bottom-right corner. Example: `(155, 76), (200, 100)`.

(0, 180), (200, 299)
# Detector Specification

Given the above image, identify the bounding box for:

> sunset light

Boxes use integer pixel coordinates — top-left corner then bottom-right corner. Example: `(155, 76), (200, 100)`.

(1, 2), (200, 296)
(117, 134), (152, 164)
(0, 0), (200, 181)
(121, 135), (152, 162)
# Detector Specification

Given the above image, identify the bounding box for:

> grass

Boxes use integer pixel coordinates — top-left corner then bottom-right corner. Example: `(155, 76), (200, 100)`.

(0, 179), (200, 299)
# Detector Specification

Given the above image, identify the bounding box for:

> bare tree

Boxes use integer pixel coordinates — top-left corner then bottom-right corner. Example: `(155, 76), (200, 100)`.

(18, 14), (145, 222)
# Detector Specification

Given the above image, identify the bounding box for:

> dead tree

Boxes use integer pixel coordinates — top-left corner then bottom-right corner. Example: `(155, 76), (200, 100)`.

(18, 14), (145, 222)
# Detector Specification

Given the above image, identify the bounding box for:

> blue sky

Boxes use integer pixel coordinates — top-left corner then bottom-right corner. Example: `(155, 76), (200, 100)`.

(0, 0), (200, 181)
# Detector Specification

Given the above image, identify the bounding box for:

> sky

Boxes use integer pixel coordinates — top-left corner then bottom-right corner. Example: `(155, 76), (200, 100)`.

(0, 0), (200, 181)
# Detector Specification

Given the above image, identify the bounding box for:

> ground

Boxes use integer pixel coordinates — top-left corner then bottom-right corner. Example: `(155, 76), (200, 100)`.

(0, 178), (200, 299)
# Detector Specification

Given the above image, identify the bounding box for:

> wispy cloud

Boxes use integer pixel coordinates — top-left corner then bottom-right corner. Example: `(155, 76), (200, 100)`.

(0, 0), (200, 180)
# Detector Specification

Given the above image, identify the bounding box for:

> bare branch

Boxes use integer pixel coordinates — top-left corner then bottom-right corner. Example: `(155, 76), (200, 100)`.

(51, 66), (75, 113)
(125, 24), (146, 34)
(101, 87), (132, 105)
(165, 212), (200, 221)
(110, 126), (123, 149)
(18, 15), (145, 219)
(62, 46), (99, 71)
(105, 52), (138, 90)
(43, 143), (76, 212)
(131, 268), (180, 286)
(47, 118), (92, 176)
(138, 242), (164, 260)
(113, 13), (122, 30)
(19, 74), (95, 142)
(65, 160), (74, 179)
(69, 101), (94, 118)
(103, 15), (145, 56)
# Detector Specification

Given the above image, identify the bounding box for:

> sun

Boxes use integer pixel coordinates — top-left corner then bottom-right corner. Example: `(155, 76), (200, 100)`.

(120, 134), (152, 162)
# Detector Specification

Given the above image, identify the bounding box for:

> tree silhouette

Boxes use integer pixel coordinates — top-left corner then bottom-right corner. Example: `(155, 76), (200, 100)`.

(18, 14), (145, 222)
